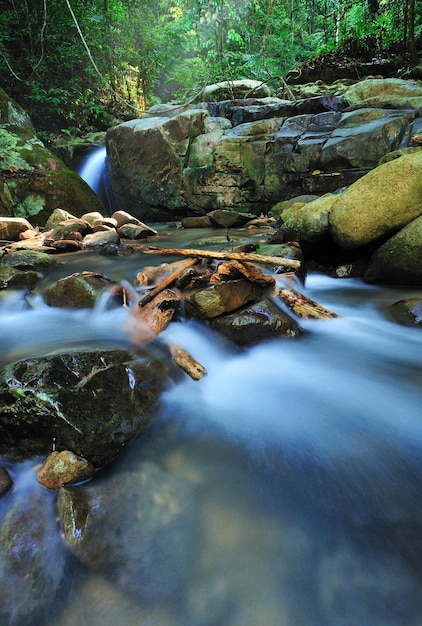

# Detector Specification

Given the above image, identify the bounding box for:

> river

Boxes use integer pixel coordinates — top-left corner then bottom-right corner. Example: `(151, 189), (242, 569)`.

(0, 223), (422, 625)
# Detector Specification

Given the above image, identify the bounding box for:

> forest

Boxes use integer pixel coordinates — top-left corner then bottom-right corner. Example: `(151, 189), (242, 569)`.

(0, 0), (420, 138)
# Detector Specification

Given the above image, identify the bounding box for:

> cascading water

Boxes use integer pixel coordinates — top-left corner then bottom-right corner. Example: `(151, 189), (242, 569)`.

(78, 145), (111, 212)
(1, 230), (422, 622)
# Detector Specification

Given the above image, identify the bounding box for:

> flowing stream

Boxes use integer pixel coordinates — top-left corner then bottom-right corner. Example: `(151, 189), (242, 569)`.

(0, 157), (422, 624)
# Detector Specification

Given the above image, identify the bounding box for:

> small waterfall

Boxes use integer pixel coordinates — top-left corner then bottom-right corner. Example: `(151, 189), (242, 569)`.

(78, 145), (111, 212)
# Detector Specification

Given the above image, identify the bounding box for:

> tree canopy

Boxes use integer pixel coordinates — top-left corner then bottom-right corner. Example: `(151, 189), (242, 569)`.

(1, 0), (420, 136)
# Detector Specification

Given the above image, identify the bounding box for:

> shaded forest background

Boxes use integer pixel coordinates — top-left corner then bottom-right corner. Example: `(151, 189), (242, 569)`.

(1, 0), (420, 139)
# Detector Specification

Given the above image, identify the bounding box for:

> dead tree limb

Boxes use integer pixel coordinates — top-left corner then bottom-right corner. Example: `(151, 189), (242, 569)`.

(142, 247), (301, 270)
(274, 287), (339, 320)
(138, 257), (197, 307)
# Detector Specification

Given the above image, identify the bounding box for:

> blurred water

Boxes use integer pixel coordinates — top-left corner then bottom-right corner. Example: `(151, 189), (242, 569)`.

(1, 270), (422, 625)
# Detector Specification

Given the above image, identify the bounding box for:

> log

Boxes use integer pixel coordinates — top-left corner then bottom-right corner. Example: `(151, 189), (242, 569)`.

(142, 246), (301, 269)
(274, 287), (339, 320)
(138, 257), (197, 307)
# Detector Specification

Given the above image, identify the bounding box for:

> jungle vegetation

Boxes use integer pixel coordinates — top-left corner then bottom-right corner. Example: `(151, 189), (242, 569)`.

(0, 0), (420, 136)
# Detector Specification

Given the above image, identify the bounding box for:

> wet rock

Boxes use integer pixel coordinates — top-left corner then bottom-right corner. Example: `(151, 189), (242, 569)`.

(117, 222), (157, 239)
(80, 210), (106, 226)
(0, 349), (169, 467)
(0, 217), (35, 240)
(58, 461), (199, 603)
(365, 214), (422, 285)
(208, 297), (301, 346)
(181, 215), (213, 228)
(0, 265), (40, 290)
(42, 271), (113, 308)
(0, 485), (66, 623)
(185, 278), (265, 319)
(111, 209), (146, 227)
(37, 450), (95, 490)
(48, 217), (91, 241)
(1, 248), (62, 270)
(0, 467), (12, 496)
(82, 229), (120, 248)
(383, 298), (422, 327)
(329, 151), (422, 249)
(207, 209), (256, 228)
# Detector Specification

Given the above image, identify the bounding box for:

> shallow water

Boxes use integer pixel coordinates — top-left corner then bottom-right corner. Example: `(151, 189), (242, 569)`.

(1, 243), (422, 625)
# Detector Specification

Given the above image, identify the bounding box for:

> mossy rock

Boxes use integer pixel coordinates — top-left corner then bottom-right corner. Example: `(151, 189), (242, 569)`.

(0, 169), (105, 225)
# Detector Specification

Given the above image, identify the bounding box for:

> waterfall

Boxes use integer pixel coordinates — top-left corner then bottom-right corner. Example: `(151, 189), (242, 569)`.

(78, 145), (111, 212)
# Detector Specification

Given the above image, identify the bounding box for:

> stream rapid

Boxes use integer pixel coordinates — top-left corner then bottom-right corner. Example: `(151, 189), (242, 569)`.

(0, 233), (422, 625)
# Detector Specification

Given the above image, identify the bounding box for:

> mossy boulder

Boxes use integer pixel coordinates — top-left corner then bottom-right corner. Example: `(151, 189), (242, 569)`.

(329, 151), (422, 249)
(0, 168), (105, 226)
(365, 214), (422, 285)
(0, 88), (105, 224)
(343, 78), (422, 110)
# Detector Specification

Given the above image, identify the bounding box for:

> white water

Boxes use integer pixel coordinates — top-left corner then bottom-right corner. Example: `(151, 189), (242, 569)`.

(1, 262), (422, 624)
(78, 145), (107, 196)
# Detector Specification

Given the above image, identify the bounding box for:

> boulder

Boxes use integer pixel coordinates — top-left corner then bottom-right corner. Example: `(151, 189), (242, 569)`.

(383, 298), (422, 327)
(0, 168), (105, 226)
(0, 487), (67, 623)
(0, 349), (169, 467)
(0, 88), (106, 224)
(365, 214), (422, 284)
(106, 110), (208, 220)
(343, 78), (422, 109)
(271, 193), (338, 247)
(202, 79), (271, 102)
(58, 461), (198, 603)
(329, 151), (422, 249)
(208, 297), (302, 346)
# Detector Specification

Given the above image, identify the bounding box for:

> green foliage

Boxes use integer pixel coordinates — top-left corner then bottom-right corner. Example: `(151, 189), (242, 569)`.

(0, 0), (420, 137)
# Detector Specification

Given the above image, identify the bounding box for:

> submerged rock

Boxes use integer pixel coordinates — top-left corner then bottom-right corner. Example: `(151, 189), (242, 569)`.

(58, 461), (199, 603)
(0, 485), (66, 623)
(383, 298), (422, 327)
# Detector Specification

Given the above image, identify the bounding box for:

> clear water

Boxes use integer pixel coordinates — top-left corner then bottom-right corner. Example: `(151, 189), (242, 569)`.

(1, 249), (422, 625)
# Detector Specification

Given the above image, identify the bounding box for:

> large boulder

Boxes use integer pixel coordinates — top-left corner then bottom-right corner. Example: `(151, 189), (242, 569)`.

(106, 109), (208, 220)
(0, 89), (105, 224)
(343, 78), (422, 109)
(0, 347), (171, 467)
(329, 151), (422, 249)
(365, 214), (422, 284)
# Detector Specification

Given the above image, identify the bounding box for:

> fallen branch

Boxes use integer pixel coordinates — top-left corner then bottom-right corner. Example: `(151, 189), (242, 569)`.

(142, 246), (301, 270)
(168, 343), (207, 380)
(138, 257), (198, 307)
(274, 287), (339, 320)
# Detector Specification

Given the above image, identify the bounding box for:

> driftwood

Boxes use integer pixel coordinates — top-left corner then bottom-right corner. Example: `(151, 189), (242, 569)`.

(168, 343), (207, 380)
(132, 289), (179, 334)
(138, 257), (197, 307)
(211, 260), (276, 287)
(142, 246), (301, 269)
(274, 287), (339, 320)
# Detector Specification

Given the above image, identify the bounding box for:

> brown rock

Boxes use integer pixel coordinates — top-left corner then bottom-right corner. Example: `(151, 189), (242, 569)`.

(37, 450), (95, 490)
(185, 278), (264, 319)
